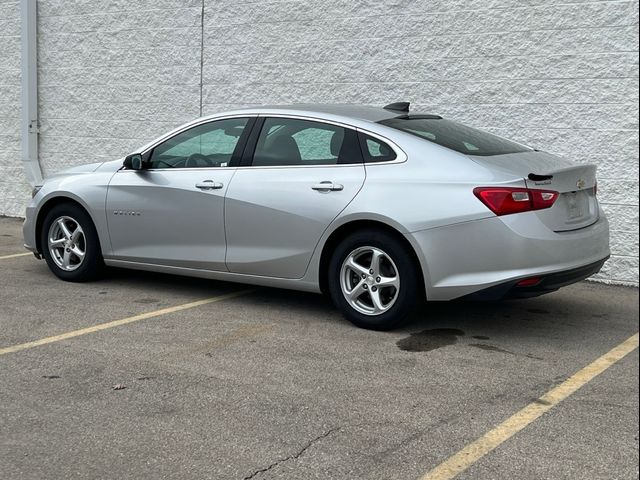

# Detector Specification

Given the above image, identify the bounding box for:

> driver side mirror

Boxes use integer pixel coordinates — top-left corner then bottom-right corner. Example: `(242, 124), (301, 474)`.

(123, 153), (145, 170)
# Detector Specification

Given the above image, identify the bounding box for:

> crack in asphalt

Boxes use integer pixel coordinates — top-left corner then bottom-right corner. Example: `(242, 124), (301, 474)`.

(242, 427), (340, 480)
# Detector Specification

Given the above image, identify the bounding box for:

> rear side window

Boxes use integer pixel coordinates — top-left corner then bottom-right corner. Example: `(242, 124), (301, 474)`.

(379, 118), (531, 156)
(359, 133), (397, 163)
(252, 118), (362, 166)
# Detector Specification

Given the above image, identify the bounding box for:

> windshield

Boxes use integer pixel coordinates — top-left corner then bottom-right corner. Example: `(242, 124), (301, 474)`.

(379, 117), (532, 156)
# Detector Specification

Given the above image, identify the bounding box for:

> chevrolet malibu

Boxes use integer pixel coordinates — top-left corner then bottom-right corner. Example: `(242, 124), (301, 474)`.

(23, 103), (610, 330)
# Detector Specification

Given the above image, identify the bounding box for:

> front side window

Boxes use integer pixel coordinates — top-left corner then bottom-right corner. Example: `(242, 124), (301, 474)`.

(252, 118), (361, 166)
(149, 117), (249, 168)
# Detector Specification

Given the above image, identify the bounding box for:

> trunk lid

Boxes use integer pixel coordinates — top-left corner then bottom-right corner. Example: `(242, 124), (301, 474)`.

(469, 151), (599, 232)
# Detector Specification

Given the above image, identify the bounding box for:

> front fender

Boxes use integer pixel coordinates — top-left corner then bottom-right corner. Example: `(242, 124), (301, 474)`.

(27, 170), (117, 256)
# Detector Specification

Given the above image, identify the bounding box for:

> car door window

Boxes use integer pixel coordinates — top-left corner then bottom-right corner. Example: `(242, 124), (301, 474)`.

(252, 118), (362, 166)
(359, 133), (397, 163)
(149, 118), (249, 169)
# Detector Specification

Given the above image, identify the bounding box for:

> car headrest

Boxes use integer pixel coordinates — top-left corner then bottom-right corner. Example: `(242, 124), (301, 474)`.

(330, 130), (345, 158)
(255, 135), (302, 166)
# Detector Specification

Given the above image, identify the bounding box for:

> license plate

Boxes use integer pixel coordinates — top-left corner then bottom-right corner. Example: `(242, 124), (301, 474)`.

(566, 192), (584, 219)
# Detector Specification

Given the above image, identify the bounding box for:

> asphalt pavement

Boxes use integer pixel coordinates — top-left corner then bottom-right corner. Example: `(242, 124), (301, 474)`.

(0, 216), (637, 480)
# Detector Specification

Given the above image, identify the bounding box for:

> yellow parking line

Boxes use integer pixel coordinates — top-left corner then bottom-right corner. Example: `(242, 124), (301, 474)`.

(0, 289), (254, 356)
(420, 332), (639, 480)
(0, 252), (32, 260)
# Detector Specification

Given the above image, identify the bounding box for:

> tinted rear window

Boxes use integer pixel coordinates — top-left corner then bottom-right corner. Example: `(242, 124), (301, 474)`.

(379, 117), (531, 156)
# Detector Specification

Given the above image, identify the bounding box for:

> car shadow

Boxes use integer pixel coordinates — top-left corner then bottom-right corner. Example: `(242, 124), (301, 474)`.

(101, 267), (623, 343)
(101, 266), (239, 296)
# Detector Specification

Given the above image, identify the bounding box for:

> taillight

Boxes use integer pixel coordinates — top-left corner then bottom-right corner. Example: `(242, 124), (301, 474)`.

(473, 187), (559, 216)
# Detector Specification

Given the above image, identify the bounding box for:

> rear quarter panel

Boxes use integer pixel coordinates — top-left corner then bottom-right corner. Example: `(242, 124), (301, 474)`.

(343, 130), (524, 233)
(301, 129), (528, 291)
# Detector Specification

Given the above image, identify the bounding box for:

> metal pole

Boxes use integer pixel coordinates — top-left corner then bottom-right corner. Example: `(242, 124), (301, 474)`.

(21, 0), (43, 186)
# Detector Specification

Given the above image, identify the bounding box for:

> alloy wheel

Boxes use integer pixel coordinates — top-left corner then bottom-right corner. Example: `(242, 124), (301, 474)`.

(340, 246), (400, 316)
(47, 216), (86, 271)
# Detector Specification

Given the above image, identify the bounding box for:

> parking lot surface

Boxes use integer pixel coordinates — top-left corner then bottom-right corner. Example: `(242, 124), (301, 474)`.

(0, 216), (638, 479)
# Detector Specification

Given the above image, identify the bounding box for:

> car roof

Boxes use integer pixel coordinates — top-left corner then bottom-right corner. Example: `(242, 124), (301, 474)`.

(136, 104), (443, 155)
(201, 104), (404, 124)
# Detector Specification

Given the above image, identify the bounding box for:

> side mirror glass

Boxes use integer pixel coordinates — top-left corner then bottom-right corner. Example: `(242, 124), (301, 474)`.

(124, 153), (144, 170)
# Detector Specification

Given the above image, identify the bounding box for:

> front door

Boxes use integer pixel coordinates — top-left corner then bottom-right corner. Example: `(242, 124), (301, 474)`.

(106, 117), (252, 270)
(225, 116), (365, 278)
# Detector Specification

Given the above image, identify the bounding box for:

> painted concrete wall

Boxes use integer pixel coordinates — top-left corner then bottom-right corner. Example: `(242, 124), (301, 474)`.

(0, 0), (638, 284)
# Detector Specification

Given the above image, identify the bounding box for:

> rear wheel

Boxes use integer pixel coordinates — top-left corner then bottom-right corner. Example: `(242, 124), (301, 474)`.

(328, 229), (420, 330)
(40, 203), (104, 282)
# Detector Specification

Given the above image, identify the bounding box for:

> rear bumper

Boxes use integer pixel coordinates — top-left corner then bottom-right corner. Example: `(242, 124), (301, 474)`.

(407, 208), (610, 301)
(460, 256), (609, 301)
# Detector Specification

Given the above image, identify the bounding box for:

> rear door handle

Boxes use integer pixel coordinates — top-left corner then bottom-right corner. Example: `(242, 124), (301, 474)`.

(312, 181), (344, 192)
(196, 180), (224, 190)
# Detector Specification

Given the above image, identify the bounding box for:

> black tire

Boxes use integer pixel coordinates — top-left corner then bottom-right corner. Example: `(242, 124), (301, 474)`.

(40, 203), (104, 282)
(327, 229), (420, 330)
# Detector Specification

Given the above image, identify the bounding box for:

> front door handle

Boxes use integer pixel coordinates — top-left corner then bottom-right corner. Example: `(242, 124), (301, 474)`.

(312, 181), (344, 192)
(196, 180), (224, 190)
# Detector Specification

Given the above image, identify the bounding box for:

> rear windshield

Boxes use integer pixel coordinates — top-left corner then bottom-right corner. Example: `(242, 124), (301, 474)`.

(378, 117), (531, 156)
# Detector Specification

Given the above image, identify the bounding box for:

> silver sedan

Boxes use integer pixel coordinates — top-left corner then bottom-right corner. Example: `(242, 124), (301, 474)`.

(23, 103), (610, 330)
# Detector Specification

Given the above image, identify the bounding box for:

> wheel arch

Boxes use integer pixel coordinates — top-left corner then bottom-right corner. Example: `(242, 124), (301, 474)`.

(318, 219), (427, 300)
(35, 195), (97, 255)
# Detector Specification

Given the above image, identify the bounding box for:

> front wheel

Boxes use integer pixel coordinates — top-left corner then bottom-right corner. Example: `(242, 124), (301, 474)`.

(40, 203), (104, 282)
(328, 229), (420, 330)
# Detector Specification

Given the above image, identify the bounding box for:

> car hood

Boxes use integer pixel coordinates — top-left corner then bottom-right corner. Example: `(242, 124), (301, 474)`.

(95, 158), (125, 172)
(48, 159), (123, 179)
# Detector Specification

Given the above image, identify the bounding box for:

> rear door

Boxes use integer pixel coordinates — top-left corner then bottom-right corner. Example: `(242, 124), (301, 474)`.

(470, 151), (599, 231)
(224, 116), (365, 278)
